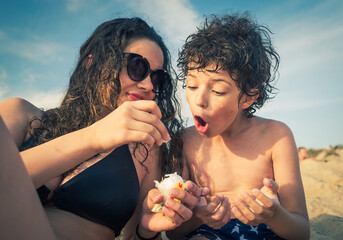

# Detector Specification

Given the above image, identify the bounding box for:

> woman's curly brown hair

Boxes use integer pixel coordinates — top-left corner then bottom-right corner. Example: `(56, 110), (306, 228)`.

(25, 18), (183, 176)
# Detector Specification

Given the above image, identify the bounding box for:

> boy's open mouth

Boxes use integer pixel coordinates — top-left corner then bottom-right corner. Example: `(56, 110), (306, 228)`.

(194, 115), (209, 133)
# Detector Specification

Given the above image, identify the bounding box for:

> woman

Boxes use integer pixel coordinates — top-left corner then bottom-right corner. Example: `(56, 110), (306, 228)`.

(0, 18), (203, 239)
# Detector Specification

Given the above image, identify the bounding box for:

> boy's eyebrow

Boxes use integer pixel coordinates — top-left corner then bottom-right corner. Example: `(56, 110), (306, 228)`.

(212, 78), (233, 86)
(187, 73), (196, 78)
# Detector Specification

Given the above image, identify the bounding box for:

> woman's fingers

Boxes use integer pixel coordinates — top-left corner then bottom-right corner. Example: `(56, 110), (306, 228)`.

(94, 100), (169, 151)
(131, 101), (170, 140)
(131, 100), (163, 119)
(127, 120), (164, 146)
(168, 186), (202, 210)
(163, 198), (193, 225)
(127, 101), (170, 144)
(145, 188), (164, 209)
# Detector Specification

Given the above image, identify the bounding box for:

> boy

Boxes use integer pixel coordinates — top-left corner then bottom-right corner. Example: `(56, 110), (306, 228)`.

(167, 13), (309, 239)
(298, 146), (315, 161)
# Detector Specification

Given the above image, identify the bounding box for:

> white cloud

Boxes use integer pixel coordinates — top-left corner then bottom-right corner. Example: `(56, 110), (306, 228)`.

(263, 1), (343, 120)
(62, 0), (200, 59)
(260, 95), (343, 114)
(64, 0), (98, 12)
(9, 41), (67, 64)
(125, 0), (199, 55)
(23, 89), (65, 110)
(0, 86), (9, 101)
(0, 30), (6, 39)
(0, 66), (9, 100)
(0, 66), (7, 80)
(277, 23), (343, 78)
(0, 31), (68, 64)
(272, 0), (343, 80)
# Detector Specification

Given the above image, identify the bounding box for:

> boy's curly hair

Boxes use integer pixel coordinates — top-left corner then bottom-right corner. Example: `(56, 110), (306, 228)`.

(178, 12), (280, 117)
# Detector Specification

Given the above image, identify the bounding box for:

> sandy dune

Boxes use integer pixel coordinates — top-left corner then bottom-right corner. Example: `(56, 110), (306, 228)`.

(300, 148), (343, 239)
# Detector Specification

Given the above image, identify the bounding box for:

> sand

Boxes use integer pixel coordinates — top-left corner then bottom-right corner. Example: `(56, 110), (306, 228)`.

(300, 147), (343, 239)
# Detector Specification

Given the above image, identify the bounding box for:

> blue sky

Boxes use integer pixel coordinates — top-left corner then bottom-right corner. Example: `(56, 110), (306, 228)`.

(0, 0), (342, 148)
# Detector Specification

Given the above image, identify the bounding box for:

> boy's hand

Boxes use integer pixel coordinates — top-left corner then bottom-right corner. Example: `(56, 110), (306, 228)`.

(139, 181), (208, 233)
(232, 178), (280, 226)
(194, 195), (231, 229)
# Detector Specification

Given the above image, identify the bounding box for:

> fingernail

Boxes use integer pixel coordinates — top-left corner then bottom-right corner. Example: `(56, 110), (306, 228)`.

(252, 189), (259, 195)
(240, 192), (247, 198)
(170, 188), (178, 197)
(166, 198), (175, 207)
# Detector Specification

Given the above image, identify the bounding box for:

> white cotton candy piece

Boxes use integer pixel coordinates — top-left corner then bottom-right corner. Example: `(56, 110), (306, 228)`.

(154, 172), (184, 199)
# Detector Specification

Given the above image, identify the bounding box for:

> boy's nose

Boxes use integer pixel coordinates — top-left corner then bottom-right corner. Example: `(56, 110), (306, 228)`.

(195, 90), (208, 108)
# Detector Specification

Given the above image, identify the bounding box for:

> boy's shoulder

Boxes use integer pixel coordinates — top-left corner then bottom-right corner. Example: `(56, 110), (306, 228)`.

(182, 126), (203, 144)
(253, 116), (289, 128)
(253, 116), (294, 139)
(182, 125), (199, 138)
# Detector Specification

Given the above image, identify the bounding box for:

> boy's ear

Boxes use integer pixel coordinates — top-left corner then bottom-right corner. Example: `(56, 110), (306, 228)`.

(239, 89), (259, 109)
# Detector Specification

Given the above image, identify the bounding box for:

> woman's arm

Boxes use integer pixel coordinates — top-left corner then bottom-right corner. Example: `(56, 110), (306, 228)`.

(20, 126), (98, 188)
(0, 98), (96, 188)
(1, 98), (170, 188)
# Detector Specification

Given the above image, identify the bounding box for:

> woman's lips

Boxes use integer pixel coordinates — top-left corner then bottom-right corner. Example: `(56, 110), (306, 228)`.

(194, 115), (209, 133)
(129, 93), (145, 101)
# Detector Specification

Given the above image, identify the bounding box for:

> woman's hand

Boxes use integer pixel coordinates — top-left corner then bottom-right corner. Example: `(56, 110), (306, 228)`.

(138, 181), (209, 236)
(87, 100), (170, 153)
(193, 195), (231, 229)
(232, 178), (280, 226)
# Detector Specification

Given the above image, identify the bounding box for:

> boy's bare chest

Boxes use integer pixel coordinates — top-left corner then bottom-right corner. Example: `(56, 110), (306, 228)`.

(185, 144), (274, 196)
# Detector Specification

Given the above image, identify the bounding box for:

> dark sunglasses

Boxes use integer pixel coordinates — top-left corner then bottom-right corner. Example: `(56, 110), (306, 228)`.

(123, 52), (169, 93)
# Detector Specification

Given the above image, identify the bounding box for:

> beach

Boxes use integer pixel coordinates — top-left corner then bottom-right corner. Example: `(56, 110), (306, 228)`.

(300, 147), (343, 239)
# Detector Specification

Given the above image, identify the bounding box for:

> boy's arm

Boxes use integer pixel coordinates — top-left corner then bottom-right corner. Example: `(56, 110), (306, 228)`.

(233, 122), (309, 240)
(266, 123), (309, 239)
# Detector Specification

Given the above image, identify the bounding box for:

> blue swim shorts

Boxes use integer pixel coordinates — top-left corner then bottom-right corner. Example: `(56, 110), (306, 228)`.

(184, 219), (284, 240)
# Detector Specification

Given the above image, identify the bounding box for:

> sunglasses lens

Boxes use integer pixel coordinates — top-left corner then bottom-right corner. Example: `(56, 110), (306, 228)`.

(127, 55), (148, 81)
(124, 53), (168, 94)
(151, 69), (167, 93)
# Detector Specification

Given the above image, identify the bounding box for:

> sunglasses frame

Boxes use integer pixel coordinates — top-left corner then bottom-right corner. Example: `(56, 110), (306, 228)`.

(123, 52), (169, 93)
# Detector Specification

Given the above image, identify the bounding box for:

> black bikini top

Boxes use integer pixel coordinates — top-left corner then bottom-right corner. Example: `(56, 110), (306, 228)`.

(53, 145), (139, 237)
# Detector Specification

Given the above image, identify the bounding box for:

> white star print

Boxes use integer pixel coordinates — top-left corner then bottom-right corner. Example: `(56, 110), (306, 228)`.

(250, 225), (259, 234)
(239, 235), (248, 240)
(231, 225), (240, 234)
